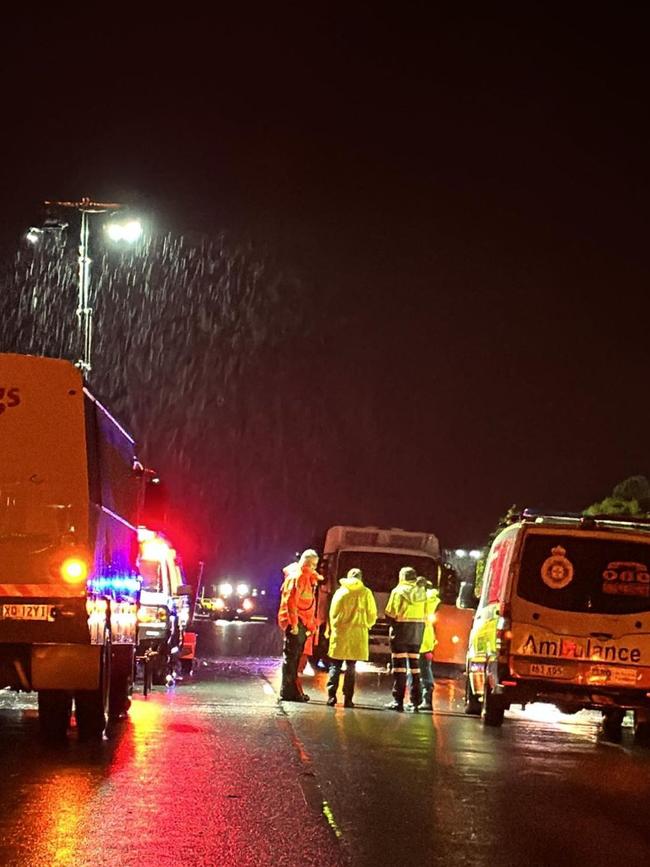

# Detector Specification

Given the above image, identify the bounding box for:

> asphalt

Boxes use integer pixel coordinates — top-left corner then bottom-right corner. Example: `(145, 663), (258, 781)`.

(0, 632), (649, 866)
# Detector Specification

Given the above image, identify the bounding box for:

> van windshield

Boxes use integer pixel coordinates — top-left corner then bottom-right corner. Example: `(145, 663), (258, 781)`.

(335, 551), (438, 594)
(139, 560), (164, 593)
(517, 532), (650, 614)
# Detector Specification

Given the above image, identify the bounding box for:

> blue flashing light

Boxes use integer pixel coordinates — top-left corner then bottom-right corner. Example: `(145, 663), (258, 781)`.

(88, 575), (142, 595)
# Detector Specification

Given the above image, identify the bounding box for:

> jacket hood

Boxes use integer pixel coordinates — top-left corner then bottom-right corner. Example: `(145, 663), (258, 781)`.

(396, 580), (426, 603)
(339, 577), (364, 592)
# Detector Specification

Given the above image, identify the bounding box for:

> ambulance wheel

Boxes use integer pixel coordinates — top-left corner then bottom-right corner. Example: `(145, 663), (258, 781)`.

(482, 681), (505, 727)
(633, 712), (650, 746)
(464, 676), (481, 716)
(601, 708), (624, 742)
(38, 690), (72, 741)
(75, 636), (111, 740)
(109, 645), (134, 720)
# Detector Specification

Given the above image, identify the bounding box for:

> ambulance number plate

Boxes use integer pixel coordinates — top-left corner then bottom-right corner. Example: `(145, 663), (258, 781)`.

(529, 662), (567, 678)
(0, 603), (54, 621)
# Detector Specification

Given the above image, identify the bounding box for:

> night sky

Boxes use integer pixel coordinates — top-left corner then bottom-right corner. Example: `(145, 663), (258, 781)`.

(2, 6), (649, 584)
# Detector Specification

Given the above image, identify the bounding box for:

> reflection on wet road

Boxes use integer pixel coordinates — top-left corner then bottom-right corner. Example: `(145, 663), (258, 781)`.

(1, 658), (650, 866)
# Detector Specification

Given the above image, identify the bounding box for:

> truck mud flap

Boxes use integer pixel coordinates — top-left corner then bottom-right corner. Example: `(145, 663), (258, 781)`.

(32, 644), (101, 690)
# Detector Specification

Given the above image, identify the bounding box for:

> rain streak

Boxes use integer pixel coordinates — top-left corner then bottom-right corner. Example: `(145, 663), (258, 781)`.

(0, 229), (337, 579)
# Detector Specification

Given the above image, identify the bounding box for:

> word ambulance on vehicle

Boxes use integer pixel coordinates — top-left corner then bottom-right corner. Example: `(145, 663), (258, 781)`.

(464, 510), (650, 742)
(0, 353), (144, 739)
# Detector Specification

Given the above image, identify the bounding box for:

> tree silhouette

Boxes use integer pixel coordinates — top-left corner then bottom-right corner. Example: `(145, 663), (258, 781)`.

(585, 475), (650, 517)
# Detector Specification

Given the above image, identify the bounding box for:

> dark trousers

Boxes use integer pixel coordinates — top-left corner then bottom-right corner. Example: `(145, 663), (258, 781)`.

(327, 659), (357, 701)
(391, 643), (421, 706)
(281, 622), (307, 699)
(419, 653), (434, 704)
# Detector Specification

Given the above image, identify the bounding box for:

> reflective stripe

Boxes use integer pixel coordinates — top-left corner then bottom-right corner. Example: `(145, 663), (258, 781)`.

(410, 668), (420, 675)
(393, 615), (427, 622)
(392, 667), (407, 673)
(0, 583), (85, 598)
(392, 652), (409, 659)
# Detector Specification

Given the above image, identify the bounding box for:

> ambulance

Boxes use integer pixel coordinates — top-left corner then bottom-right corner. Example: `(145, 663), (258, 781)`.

(464, 510), (650, 741)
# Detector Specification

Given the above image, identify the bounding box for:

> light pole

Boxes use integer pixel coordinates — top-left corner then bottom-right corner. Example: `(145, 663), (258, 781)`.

(35, 197), (142, 375)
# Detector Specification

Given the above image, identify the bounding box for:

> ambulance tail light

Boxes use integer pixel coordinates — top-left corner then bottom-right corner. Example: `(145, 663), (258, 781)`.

(496, 604), (512, 658)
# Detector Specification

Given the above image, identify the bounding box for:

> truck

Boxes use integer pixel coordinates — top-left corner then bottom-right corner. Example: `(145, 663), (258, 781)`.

(0, 353), (144, 739)
(136, 526), (192, 684)
(316, 525), (474, 665)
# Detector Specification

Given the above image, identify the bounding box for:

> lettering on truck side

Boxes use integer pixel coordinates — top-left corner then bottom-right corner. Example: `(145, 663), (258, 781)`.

(0, 387), (21, 414)
(521, 633), (642, 664)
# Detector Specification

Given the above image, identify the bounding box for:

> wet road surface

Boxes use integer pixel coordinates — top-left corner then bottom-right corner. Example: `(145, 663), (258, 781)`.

(1, 653), (650, 866)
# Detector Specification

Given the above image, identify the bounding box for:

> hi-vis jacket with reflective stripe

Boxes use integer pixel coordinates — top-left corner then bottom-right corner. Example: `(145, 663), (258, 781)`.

(385, 578), (427, 646)
(278, 562), (321, 632)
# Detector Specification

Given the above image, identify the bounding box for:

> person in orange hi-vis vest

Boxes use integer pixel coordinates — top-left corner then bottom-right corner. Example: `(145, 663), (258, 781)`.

(278, 549), (323, 702)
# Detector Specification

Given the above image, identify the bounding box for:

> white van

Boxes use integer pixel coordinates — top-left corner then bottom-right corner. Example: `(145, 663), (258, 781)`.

(464, 511), (650, 742)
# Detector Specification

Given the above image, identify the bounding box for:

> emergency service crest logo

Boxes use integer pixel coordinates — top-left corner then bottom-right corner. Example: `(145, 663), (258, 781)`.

(541, 545), (574, 589)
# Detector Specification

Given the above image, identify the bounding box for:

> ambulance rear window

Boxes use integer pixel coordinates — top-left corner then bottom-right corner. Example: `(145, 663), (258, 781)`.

(516, 533), (650, 614)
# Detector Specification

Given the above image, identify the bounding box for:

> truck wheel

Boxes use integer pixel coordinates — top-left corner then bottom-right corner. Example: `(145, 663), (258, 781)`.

(109, 645), (134, 721)
(633, 711), (650, 746)
(76, 635), (111, 740)
(601, 708), (624, 742)
(38, 690), (72, 741)
(482, 681), (505, 727)
(464, 675), (481, 716)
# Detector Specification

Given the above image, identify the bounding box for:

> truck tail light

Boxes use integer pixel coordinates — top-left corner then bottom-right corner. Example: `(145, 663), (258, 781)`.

(61, 557), (88, 584)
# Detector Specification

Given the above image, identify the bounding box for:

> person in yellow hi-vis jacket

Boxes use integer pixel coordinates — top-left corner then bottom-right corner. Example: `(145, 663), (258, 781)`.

(326, 568), (377, 707)
(413, 577), (441, 711)
(384, 567), (427, 712)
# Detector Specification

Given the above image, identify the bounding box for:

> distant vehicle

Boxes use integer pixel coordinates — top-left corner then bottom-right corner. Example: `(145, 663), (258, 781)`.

(0, 353), (143, 739)
(136, 527), (192, 684)
(463, 509), (650, 742)
(317, 525), (474, 665)
(194, 581), (264, 622)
